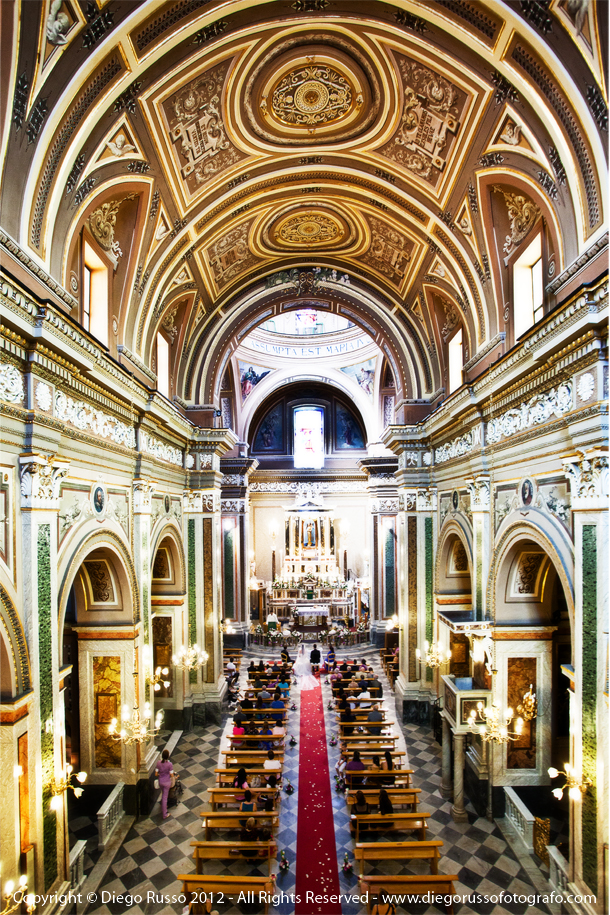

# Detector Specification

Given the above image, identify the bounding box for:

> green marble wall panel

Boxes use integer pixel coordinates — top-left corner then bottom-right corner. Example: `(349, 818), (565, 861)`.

(188, 518), (197, 685)
(223, 524), (235, 619)
(408, 516), (417, 681)
(582, 524), (597, 893)
(425, 517), (433, 683)
(38, 524), (57, 889)
(384, 519), (396, 617)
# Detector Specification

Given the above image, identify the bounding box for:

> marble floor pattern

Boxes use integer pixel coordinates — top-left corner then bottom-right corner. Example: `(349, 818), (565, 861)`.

(86, 644), (554, 915)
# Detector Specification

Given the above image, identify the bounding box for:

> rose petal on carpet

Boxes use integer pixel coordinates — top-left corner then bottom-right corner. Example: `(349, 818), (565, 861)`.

(295, 681), (342, 915)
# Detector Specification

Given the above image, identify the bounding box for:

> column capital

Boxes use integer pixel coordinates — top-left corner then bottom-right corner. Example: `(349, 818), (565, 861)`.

(563, 450), (608, 509)
(221, 498), (247, 514)
(132, 478), (156, 513)
(416, 488), (437, 512)
(467, 475), (491, 512)
(183, 489), (219, 514)
(19, 453), (69, 509)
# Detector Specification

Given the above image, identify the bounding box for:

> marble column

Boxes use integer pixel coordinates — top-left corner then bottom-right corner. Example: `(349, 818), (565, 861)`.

(220, 456), (258, 636)
(451, 733), (468, 822)
(441, 717), (453, 799)
(183, 430), (237, 727)
(358, 457), (399, 646)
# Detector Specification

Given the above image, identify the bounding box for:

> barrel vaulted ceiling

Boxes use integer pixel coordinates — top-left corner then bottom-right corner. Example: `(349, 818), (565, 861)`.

(0, 0), (607, 413)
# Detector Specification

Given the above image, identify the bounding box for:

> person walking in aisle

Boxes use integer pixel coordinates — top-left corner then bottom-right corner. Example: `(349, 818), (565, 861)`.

(155, 748), (175, 820)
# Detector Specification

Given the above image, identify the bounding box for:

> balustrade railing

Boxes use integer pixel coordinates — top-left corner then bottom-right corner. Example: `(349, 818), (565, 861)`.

(547, 845), (570, 895)
(97, 781), (125, 847)
(504, 787), (535, 851)
(69, 839), (87, 890)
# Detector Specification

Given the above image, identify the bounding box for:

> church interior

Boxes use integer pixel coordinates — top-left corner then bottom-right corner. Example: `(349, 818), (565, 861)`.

(0, 0), (607, 913)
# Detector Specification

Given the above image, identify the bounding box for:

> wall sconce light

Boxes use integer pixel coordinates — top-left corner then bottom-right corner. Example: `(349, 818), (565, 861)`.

(149, 667), (170, 691)
(1, 876), (35, 915)
(517, 684), (538, 721)
(49, 764), (87, 810)
(548, 764), (592, 801)
(385, 614), (400, 631)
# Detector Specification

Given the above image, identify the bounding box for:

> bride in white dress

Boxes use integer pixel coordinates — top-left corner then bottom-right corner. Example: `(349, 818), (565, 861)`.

(292, 644), (319, 691)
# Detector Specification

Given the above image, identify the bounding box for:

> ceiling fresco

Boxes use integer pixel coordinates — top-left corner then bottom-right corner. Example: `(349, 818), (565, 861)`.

(0, 0), (606, 411)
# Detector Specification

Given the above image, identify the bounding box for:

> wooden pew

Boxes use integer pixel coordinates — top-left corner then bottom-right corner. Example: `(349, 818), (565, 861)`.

(345, 770), (412, 788)
(214, 767), (283, 785)
(221, 750), (285, 766)
(200, 810), (279, 840)
(340, 734), (398, 747)
(232, 715), (288, 727)
(207, 786), (280, 810)
(354, 839), (443, 875)
(345, 787), (421, 811)
(359, 875), (460, 915)
(227, 732), (285, 749)
(340, 748), (405, 763)
(179, 875), (274, 915)
(191, 840), (276, 876)
(351, 811), (430, 843)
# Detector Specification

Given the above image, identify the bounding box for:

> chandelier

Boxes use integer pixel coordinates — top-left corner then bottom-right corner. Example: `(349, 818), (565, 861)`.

(416, 640), (451, 668)
(1, 877), (35, 915)
(467, 700), (523, 744)
(172, 643), (209, 671)
(517, 684), (537, 721)
(49, 764), (87, 810)
(109, 670), (163, 744)
(548, 764), (592, 801)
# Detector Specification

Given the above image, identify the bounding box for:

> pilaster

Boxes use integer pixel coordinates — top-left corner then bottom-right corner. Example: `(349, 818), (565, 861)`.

(467, 475), (491, 622)
(562, 451), (608, 903)
(19, 453), (69, 895)
(131, 478), (156, 778)
(220, 457), (259, 634)
(358, 457), (399, 645)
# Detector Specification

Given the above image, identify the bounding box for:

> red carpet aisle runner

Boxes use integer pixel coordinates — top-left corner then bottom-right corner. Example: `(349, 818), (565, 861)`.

(295, 682), (342, 915)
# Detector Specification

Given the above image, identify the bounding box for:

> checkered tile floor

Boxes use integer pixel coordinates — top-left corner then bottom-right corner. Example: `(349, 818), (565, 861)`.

(86, 644), (553, 915)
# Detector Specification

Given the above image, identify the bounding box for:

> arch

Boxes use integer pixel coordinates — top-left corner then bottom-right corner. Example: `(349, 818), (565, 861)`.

(58, 529), (140, 635)
(435, 519), (473, 597)
(0, 584), (32, 697)
(186, 279), (437, 408)
(150, 522), (186, 596)
(487, 520), (575, 634)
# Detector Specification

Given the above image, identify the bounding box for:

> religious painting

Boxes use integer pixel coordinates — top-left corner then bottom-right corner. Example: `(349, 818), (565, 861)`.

(335, 402), (365, 449)
(95, 693), (117, 724)
(164, 494), (170, 514)
(238, 361), (272, 402)
(294, 407), (325, 469)
(253, 403), (284, 452)
(340, 358), (376, 398)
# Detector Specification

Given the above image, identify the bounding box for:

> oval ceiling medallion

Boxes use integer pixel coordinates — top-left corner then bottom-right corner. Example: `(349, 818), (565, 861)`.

(276, 211), (343, 247)
(243, 35), (381, 146)
(258, 205), (360, 255)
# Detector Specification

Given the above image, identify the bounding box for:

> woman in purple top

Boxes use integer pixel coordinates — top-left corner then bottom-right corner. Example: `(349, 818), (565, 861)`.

(155, 748), (174, 819)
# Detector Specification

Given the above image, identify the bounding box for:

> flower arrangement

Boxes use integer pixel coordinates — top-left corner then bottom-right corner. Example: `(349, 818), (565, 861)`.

(279, 850), (289, 873)
(334, 774), (345, 793)
(284, 781), (294, 795)
(342, 853), (353, 875)
(290, 702), (297, 711)
(255, 624), (264, 635)
(289, 735), (297, 747)
(327, 700), (334, 710)
(329, 735), (337, 746)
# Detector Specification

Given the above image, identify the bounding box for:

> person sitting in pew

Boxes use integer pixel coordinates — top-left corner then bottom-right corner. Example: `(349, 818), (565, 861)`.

(263, 750), (281, 778)
(349, 790), (370, 834)
(381, 749), (395, 785)
(232, 718), (245, 747)
(241, 692), (254, 711)
(345, 749), (366, 786)
(370, 788), (394, 829)
(259, 725), (274, 751)
(281, 646), (291, 664)
(278, 675), (290, 698)
(240, 817), (259, 856)
(270, 691), (285, 720)
(371, 888), (396, 915)
(257, 773), (279, 809)
(357, 686), (372, 709)
(367, 704), (383, 736)
(239, 790), (256, 825)
(368, 673), (383, 699)
(233, 768), (249, 795)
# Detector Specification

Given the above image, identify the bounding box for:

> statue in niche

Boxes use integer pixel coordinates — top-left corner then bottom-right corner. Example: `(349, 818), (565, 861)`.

(303, 520), (316, 548)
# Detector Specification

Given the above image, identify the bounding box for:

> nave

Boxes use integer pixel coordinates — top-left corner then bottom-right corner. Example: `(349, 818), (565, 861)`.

(84, 646), (551, 915)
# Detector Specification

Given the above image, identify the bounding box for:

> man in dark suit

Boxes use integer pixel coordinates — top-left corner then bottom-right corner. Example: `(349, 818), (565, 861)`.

(310, 643), (321, 671)
(368, 675), (383, 698)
